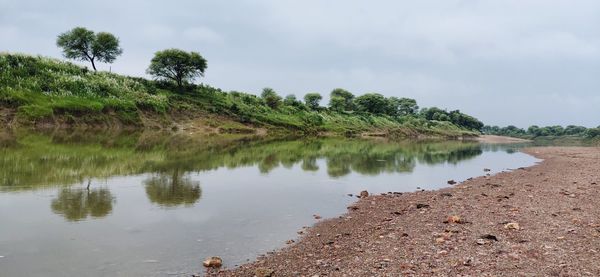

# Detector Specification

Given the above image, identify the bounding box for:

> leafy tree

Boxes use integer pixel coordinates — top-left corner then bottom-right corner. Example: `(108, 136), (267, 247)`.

(147, 49), (207, 88)
(283, 94), (304, 108)
(564, 125), (587, 136)
(56, 27), (123, 71)
(304, 93), (323, 110)
(384, 97), (401, 116)
(329, 88), (355, 112)
(397, 98), (419, 116)
(353, 93), (388, 114)
(261, 88), (282, 109)
(585, 128), (600, 138)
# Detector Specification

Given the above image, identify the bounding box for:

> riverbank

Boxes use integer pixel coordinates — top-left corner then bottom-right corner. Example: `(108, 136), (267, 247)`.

(0, 53), (481, 138)
(219, 147), (600, 276)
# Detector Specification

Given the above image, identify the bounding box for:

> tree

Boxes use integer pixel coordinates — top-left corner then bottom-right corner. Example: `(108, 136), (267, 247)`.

(147, 49), (207, 88)
(283, 94), (303, 108)
(329, 88), (355, 112)
(56, 27), (123, 71)
(354, 93), (388, 114)
(261, 88), (282, 109)
(397, 98), (419, 116)
(304, 93), (323, 110)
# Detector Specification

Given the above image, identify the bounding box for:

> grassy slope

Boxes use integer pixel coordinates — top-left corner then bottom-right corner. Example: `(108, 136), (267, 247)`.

(0, 53), (478, 138)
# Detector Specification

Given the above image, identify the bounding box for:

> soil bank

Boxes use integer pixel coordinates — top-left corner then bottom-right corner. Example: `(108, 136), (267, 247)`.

(218, 147), (600, 276)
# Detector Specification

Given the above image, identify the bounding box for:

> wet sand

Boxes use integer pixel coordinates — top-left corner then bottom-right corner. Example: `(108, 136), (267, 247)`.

(218, 147), (600, 276)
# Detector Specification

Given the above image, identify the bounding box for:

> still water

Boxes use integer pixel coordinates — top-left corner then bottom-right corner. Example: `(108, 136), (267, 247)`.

(0, 132), (538, 276)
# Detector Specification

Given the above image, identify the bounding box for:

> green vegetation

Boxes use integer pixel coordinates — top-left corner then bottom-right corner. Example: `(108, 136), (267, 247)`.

(56, 27), (122, 71)
(0, 52), (482, 137)
(483, 125), (600, 140)
(146, 49), (207, 88)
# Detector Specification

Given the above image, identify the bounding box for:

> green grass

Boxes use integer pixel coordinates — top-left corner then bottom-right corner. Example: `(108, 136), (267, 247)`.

(0, 53), (479, 137)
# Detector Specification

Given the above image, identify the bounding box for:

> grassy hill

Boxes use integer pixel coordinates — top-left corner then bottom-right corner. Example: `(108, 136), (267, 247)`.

(0, 53), (480, 138)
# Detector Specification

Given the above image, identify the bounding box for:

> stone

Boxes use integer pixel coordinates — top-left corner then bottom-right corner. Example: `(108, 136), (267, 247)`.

(255, 267), (275, 277)
(447, 180), (457, 185)
(416, 203), (430, 209)
(202, 256), (223, 268)
(480, 234), (498, 241)
(445, 215), (462, 224)
(360, 190), (369, 198)
(504, 222), (520, 230)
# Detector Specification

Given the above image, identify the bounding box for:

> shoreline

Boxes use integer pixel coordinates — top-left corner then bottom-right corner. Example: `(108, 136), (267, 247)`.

(219, 146), (600, 276)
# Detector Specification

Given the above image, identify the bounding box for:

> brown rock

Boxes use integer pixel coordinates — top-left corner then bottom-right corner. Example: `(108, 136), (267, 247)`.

(446, 215), (463, 224)
(360, 190), (369, 198)
(203, 256), (223, 268)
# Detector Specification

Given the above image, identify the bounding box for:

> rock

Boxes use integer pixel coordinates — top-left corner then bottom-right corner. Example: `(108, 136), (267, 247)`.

(286, 239), (295, 244)
(484, 168), (491, 172)
(445, 215), (463, 224)
(476, 239), (487, 245)
(360, 190), (369, 198)
(504, 222), (520, 230)
(255, 267), (275, 277)
(416, 203), (430, 209)
(447, 180), (457, 185)
(348, 205), (359, 211)
(313, 214), (322, 220)
(480, 234), (498, 241)
(202, 256), (223, 268)
(441, 192), (453, 197)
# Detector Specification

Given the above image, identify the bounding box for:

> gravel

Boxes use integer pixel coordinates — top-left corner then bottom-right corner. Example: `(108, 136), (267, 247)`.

(217, 147), (600, 276)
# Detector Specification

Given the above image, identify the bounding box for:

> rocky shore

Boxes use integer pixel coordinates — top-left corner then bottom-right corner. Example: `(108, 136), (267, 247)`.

(218, 146), (600, 276)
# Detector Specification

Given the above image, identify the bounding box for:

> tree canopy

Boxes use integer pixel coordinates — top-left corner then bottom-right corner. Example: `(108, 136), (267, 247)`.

(261, 88), (282, 109)
(56, 27), (122, 71)
(304, 93), (323, 110)
(146, 49), (207, 88)
(329, 88), (355, 112)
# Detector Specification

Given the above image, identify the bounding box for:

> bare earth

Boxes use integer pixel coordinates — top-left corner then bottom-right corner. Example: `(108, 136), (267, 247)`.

(217, 147), (600, 276)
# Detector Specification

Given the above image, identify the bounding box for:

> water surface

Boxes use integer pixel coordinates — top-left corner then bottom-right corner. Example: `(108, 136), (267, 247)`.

(0, 132), (538, 276)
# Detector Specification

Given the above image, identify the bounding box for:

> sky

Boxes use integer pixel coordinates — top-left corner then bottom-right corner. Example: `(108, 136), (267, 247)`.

(1, 0), (600, 127)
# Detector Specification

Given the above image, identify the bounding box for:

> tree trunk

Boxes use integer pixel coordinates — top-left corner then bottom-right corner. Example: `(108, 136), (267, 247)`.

(90, 59), (97, 71)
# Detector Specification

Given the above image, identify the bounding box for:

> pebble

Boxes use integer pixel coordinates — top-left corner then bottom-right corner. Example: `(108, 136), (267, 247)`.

(203, 256), (223, 268)
(504, 222), (521, 230)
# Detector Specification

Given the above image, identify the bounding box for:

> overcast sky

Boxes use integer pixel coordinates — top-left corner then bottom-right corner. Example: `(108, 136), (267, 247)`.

(2, 0), (599, 127)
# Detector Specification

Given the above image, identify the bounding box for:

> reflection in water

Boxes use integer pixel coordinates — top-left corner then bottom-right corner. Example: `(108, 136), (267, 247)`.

(0, 131), (494, 192)
(0, 131), (539, 277)
(144, 169), (202, 208)
(51, 186), (115, 221)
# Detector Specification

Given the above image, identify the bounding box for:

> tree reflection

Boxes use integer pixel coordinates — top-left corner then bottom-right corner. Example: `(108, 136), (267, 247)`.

(144, 169), (202, 208)
(1, 131), (493, 190)
(51, 186), (114, 221)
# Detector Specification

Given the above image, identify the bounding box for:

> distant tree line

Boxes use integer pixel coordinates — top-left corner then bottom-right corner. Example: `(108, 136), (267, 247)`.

(483, 125), (600, 138)
(254, 87), (483, 131)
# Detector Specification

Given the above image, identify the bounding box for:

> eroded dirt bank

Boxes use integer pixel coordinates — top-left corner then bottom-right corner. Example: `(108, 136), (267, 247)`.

(219, 147), (600, 276)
